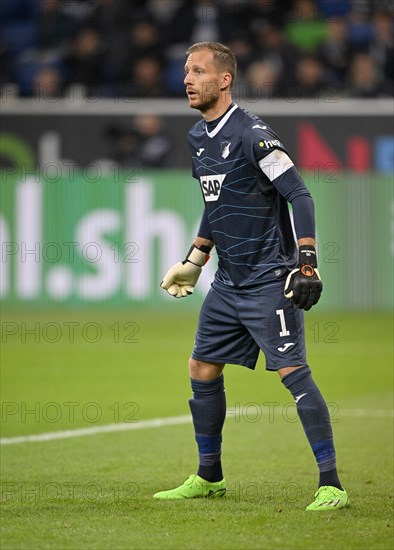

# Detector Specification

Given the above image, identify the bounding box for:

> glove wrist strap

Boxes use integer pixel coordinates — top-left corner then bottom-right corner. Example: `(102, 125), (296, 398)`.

(183, 245), (210, 267)
(298, 245), (318, 268)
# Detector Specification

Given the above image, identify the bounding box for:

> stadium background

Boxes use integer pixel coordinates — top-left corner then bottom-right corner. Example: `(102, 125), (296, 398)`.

(1, 0), (393, 311)
(1, 2), (393, 550)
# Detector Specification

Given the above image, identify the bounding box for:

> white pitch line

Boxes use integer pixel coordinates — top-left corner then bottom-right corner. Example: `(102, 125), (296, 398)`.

(0, 409), (392, 446)
(0, 415), (192, 446)
(340, 409), (394, 418)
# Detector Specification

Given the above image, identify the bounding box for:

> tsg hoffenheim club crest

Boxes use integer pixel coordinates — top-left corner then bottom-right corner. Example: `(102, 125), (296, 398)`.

(221, 142), (231, 159)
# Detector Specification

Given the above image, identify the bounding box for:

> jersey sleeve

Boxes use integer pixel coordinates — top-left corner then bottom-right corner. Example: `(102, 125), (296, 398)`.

(243, 124), (315, 239)
(242, 123), (289, 170)
(272, 164), (316, 239)
(197, 205), (213, 241)
(187, 132), (198, 179)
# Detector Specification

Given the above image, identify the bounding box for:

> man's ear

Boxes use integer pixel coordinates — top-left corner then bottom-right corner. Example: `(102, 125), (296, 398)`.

(220, 72), (232, 90)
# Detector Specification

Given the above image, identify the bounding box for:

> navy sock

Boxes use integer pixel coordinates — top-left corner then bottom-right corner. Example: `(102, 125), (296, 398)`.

(282, 366), (343, 490)
(189, 375), (226, 482)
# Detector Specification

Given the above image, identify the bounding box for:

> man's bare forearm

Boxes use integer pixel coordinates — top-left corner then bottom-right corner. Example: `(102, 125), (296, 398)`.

(194, 236), (214, 250)
(298, 237), (315, 247)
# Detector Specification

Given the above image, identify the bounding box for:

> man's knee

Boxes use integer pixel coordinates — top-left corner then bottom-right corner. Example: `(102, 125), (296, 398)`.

(277, 365), (306, 380)
(189, 358), (225, 381)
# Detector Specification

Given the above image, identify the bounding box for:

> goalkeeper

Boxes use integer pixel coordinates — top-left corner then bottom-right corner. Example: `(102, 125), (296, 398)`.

(155, 42), (348, 511)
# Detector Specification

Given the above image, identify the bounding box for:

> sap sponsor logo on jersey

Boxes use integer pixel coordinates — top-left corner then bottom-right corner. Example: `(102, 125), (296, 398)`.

(200, 174), (226, 202)
(259, 139), (282, 149)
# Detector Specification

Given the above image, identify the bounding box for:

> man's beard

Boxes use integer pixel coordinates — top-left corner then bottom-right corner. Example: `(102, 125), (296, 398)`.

(191, 89), (220, 113)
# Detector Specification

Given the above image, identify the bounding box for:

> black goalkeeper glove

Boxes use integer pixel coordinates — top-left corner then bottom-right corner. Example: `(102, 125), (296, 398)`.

(284, 245), (323, 311)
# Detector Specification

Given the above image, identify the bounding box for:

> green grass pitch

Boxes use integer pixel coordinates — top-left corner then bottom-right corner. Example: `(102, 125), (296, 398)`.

(1, 309), (393, 549)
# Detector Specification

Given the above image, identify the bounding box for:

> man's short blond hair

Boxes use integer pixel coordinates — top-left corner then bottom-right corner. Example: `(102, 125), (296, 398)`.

(186, 42), (237, 88)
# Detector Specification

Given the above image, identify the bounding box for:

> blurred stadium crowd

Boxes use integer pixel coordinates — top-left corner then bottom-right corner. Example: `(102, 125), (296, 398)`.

(1, 0), (393, 100)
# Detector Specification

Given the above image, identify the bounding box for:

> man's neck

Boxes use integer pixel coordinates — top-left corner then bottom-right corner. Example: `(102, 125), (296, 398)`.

(201, 96), (233, 122)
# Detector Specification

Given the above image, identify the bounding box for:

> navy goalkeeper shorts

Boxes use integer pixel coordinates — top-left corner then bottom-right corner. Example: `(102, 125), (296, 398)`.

(192, 278), (307, 371)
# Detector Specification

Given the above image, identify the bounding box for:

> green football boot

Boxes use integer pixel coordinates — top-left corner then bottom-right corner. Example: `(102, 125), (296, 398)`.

(153, 474), (226, 500)
(306, 485), (349, 511)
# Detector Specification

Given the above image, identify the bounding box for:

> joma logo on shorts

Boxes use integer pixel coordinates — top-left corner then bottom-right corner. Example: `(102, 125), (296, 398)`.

(200, 174), (226, 202)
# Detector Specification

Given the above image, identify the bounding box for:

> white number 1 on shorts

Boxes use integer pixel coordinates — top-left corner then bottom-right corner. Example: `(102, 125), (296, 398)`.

(276, 309), (290, 337)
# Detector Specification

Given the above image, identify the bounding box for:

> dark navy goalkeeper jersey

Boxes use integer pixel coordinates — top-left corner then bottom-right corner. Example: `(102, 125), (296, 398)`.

(187, 103), (311, 290)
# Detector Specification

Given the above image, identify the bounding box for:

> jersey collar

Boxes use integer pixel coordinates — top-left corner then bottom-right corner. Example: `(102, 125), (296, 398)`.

(205, 103), (238, 139)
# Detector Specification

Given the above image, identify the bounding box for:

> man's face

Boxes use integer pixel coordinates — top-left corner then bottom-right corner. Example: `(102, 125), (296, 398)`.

(184, 50), (223, 112)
